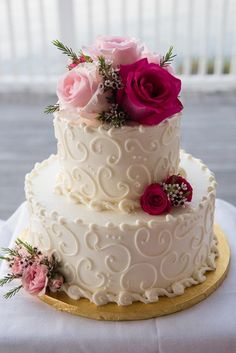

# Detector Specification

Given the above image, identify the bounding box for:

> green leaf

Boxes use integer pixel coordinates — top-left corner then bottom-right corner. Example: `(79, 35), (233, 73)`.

(4, 285), (23, 299)
(15, 238), (36, 256)
(160, 46), (176, 67)
(52, 39), (79, 62)
(1, 247), (18, 257)
(44, 104), (60, 114)
(0, 256), (10, 261)
(0, 274), (16, 287)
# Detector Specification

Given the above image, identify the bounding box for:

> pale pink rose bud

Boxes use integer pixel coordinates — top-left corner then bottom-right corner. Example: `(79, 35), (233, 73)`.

(48, 274), (64, 293)
(22, 263), (48, 296)
(11, 257), (24, 276)
(18, 248), (29, 257)
(68, 62), (78, 70)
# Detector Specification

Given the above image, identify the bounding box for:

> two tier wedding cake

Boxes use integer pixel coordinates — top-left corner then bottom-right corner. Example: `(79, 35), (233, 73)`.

(1, 37), (218, 305)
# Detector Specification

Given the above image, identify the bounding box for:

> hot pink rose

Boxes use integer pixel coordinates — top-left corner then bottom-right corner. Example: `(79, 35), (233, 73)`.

(90, 36), (143, 66)
(11, 257), (24, 276)
(140, 183), (171, 215)
(48, 274), (64, 293)
(22, 263), (48, 296)
(117, 58), (183, 125)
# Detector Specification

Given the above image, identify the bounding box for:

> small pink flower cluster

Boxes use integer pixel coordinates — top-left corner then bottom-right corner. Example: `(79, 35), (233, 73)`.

(0, 239), (64, 299)
(141, 175), (193, 215)
(52, 36), (183, 127)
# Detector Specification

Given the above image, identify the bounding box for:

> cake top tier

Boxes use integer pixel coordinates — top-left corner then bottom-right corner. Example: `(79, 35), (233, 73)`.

(54, 112), (181, 212)
(45, 36), (183, 128)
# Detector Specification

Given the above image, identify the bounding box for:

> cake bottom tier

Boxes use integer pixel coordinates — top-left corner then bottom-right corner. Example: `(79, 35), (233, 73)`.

(25, 151), (218, 306)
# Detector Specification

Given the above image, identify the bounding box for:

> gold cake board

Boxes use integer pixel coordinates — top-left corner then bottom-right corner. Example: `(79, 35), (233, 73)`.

(23, 225), (230, 321)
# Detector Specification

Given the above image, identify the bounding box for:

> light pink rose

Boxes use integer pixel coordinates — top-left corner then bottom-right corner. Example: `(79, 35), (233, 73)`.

(48, 274), (64, 293)
(57, 63), (108, 121)
(22, 263), (48, 296)
(12, 257), (24, 276)
(88, 36), (143, 66)
(142, 50), (161, 65)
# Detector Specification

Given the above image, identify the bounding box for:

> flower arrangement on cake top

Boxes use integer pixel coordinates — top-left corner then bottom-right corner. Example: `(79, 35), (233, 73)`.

(45, 36), (183, 127)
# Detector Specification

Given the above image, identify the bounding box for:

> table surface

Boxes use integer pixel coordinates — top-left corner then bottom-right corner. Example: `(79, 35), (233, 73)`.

(0, 199), (236, 353)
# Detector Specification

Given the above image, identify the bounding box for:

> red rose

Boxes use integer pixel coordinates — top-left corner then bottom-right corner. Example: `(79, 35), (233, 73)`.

(140, 183), (171, 215)
(164, 175), (193, 202)
(116, 58), (183, 125)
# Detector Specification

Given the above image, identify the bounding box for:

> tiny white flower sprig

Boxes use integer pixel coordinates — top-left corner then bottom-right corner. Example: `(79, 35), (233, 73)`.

(161, 175), (193, 208)
(97, 56), (129, 127)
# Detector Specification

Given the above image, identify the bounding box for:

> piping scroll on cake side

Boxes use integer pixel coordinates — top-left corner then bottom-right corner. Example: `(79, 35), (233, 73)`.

(54, 112), (181, 212)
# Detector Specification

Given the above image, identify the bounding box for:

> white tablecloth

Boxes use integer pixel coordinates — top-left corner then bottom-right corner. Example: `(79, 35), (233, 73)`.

(0, 199), (236, 353)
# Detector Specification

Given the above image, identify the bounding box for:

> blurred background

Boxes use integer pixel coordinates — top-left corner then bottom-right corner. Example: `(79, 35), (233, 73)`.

(0, 0), (236, 219)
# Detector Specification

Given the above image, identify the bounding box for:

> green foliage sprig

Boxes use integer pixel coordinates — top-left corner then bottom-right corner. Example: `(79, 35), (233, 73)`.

(52, 39), (79, 62)
(160, 46), (176, 67)
(44, 104), (60, 114)
(4, 285), (23, 299)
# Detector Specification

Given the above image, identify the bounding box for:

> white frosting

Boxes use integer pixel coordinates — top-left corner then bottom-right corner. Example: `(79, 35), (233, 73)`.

(25, 151), (218, 306)
(54, 112), (181, 212)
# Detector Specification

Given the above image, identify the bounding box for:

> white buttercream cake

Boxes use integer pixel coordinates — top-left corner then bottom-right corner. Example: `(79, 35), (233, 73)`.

(25, 36), (218, 305)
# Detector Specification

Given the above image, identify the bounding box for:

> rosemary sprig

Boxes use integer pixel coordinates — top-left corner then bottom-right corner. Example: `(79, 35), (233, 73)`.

(0, 274), (16, 287)
(160, 46), (176, 67)
(15, 238), (36, 256)
(0, 256), (10, 261)
(4, 285), (23, 299)
(52, 39), (79, 62)
(1, 247), (18, 257)
(44, 104), (60, 114)
(98, 55), (112, 78)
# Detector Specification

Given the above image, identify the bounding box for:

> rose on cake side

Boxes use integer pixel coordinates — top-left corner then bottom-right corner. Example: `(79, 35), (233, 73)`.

(140, 184), (172, 215)
(140, 175), (193, 215)
(45, 37), (183, 127)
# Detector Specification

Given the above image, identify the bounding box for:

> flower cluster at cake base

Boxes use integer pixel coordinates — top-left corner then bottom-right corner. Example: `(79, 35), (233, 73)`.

(141, 175), (193, 215)
(45, 36), (183, 127)
(0, 239), (64, 299)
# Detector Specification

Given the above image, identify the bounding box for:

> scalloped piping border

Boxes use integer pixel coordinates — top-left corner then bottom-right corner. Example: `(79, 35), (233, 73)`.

(54, 111), (181, 137)
(62, 236), (219, 306)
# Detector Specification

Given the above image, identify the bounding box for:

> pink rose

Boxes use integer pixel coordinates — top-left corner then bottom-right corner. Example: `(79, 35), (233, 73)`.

(142, 50), (161, 65)
(140, 183), (171, 215)
(48, 274), (64, 293)
(22, 263), (48, 296)
(117, 58), (183, 125)
(89, 36), (143, 66)
(57, 63), (100, 108)
(12, 257), (24, 276)
(57, 63), (107, 120)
